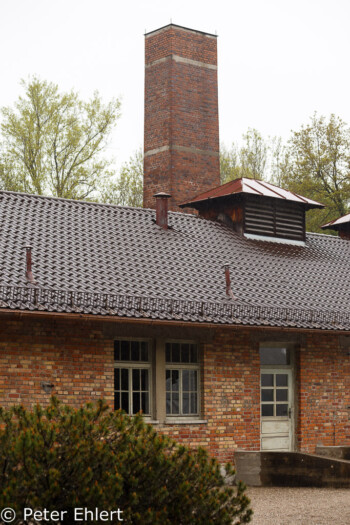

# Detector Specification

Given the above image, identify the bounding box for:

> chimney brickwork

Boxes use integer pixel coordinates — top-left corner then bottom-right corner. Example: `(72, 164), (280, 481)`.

(144, 24), (220, 211)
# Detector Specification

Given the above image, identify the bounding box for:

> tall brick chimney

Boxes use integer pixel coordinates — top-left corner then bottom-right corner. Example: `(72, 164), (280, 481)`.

(144, 24), (220, 211)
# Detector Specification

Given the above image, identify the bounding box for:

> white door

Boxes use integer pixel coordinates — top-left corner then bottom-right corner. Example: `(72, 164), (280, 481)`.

(260, 369), (293, 451)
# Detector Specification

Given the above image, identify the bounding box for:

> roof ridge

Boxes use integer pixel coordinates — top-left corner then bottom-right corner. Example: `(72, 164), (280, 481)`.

(0, 189), (149, 212)
(0, 190), (200, 219)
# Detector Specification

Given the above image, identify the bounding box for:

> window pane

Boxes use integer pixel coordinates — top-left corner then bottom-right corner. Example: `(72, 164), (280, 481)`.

(132, 369), (140, 391)
(260, 347), (290, 365)
(114, 369), (120, 390)
(182, 370), (189, 391)
(190, 345), (198, 363)
(276, 389), (288, 401)
(165, 343), (171, 362)
(114, 392), (120, 411)
(133, 392), (140, 414)
(141, 369), (148, 391)
(140, 342), (148, 361)
(190, 393), (198, 414)
(183, 393), (189, 414)
(121, 369), (129, 391)
(121, 341), (129, 361)
(261, 404), (274, 416)
(261, 389), (274, 402)
(172, 393), (179, 414)
(181, 344), (190, 362)
(166, 392), (171, 414)
(141, 392), (149, 414)
(276, 374), (288, 387)
(261, 374), (274, 387)
(276, 404), (288, 416)
(121, 392), (129, 412)
(171, 370), (179, 391)
(166, 369), (171, 390)
(189, 370), (197, 391)
(172, 344), (180, 363)
(131, 341), (139, 361)
(114, 341), (120, 361)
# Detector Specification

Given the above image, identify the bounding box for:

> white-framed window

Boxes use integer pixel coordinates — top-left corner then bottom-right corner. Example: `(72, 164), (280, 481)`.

(165, 341), (199, 416)
(114, 339), (151, 416)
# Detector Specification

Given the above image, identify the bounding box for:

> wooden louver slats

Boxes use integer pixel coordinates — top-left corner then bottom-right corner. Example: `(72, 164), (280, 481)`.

(244, 197), (305, 241)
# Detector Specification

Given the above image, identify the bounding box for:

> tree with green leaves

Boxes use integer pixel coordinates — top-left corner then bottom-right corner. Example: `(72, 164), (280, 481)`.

(0, 77), (120, 200)
(220, 129), (268, 184)
(279, 113), (350, 232)
(100, 148), (143, 207)
(0, 398), (252, 525)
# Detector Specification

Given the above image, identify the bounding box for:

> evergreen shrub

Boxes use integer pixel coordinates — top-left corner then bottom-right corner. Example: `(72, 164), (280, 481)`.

(0, 398), (252, 524)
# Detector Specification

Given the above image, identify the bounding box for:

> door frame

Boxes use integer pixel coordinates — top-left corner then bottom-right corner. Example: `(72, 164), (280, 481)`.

(259, 342), (296, 451)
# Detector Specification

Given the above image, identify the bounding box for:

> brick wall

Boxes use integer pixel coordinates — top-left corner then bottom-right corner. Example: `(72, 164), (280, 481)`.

(296, 333), (350, 451)
(144, 25), (220, 212)
(0, 313), (349, 463)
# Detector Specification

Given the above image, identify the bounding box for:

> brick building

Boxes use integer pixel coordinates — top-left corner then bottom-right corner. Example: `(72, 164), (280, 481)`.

(0, 24), (349, 464)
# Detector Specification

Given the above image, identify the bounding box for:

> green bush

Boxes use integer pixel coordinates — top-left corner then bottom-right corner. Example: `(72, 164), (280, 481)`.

(0, 398), (252, 524)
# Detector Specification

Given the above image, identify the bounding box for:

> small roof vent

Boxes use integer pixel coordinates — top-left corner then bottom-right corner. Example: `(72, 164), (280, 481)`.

(154, 192), (171, 230)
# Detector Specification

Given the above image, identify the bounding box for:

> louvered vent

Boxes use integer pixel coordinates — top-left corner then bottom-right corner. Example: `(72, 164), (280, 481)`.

(245, 198), (305, 241)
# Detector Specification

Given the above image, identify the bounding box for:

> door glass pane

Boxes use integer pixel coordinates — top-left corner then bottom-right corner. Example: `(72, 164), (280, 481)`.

(276, 389), (288, 401)
(261, 389), (274, 402)
(260, 347), (290, 365)
(261, 374), (274, 386)
(261, 404), (274, 416)
(276, 374), (288, 387)
(276, 404), (288, 416)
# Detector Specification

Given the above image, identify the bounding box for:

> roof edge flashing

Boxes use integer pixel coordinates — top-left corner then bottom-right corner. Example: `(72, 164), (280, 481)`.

(244, 233), (306, 246)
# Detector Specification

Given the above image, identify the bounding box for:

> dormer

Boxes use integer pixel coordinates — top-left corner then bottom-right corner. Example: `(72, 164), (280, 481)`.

(180, 178), (324, 244)
(321, 213), (350, 240)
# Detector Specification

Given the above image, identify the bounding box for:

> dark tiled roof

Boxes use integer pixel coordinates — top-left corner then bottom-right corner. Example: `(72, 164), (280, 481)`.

(1, 190), (350, 330)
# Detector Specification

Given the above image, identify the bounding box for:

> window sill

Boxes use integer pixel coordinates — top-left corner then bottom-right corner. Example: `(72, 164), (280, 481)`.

(164, 419), (208, 425)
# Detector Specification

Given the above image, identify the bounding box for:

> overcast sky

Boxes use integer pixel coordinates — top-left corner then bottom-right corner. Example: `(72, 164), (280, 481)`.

(1, 0), (350, 170)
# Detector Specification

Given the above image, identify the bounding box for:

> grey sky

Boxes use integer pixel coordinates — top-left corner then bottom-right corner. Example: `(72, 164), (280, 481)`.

(1, 0), (350, 169)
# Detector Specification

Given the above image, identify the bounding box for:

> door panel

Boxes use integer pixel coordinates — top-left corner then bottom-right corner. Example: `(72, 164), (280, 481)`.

(260, 369), (293, 451)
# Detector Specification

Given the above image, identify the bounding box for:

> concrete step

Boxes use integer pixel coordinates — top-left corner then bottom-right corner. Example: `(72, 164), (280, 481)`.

(234, 450), (350, 488)
(315, 445), (350, 461)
